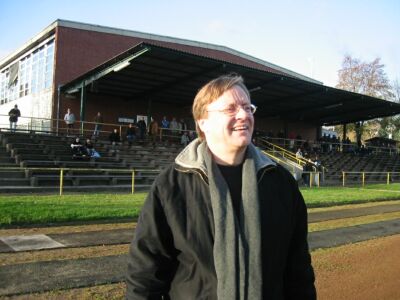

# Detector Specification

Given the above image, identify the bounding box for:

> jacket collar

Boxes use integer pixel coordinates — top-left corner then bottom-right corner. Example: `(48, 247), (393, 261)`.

(175, 138), (276, 174)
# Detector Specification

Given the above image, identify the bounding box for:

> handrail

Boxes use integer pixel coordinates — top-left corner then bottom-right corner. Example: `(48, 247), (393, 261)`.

(341, 171), (400, 187)
(262, 150), (299, 173)
(258, 137), (316, 168)
(0, 166), (161, 196)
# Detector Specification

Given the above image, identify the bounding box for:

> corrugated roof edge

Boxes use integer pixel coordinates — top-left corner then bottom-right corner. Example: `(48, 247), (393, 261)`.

(1, 19), (322, 85)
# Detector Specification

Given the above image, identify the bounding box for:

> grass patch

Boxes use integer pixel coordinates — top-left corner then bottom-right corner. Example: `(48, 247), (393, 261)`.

(0, 193), (146, 226)
(301, 185), (400, 207)
(362, 183), (400, 191)
(1, 184), (399, 226)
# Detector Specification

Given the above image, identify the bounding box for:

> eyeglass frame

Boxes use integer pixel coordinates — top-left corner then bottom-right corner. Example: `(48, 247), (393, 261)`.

(206, 103), (257, 116)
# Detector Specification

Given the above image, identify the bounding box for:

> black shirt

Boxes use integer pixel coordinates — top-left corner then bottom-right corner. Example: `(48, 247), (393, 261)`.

(217, 163), (243, 218)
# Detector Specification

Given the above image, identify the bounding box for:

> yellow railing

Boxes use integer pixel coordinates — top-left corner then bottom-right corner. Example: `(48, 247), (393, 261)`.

(258, 137), (312, 167)
(258, 138), (325, 175)
(0, 167), (160, 196)
(262, 150), (298, 173)
(341, 171), (400, 187)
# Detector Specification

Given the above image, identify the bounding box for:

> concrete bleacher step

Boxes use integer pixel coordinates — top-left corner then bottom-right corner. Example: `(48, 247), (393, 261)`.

(55, 155), (117, 163)
(0, 162), (19, 168)
(0, 170), (26, 178)
(11, 148), (46, 156)
(0, 132), (181, 191)
(20, 160), (57, 168)
(73, 176), (111, 186)
(0, 157), (15, 163)
(31, 175), (74, 187)
(0, 178), (31, 186)
(15, 154), (52, 163)
(0, 133), (33, 144)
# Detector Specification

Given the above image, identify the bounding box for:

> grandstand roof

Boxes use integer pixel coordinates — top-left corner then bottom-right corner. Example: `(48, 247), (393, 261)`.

(61, 42), (400, 126)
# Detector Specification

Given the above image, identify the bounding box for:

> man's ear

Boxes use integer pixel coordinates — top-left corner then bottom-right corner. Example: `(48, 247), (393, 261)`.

(197, 119), (208, 134)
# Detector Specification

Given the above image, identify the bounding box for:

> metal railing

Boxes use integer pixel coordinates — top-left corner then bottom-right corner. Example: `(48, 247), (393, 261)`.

(257, 135), (400, 155)
(0, 166), (160, 196)
(341, 171), (400, 187)
(0, 114), (197, 144)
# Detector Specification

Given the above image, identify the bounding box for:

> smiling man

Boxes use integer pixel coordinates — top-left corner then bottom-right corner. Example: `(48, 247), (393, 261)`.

(126, 74), (316, 300)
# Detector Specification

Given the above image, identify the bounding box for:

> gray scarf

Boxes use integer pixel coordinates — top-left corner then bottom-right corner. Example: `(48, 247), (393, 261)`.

(175, 140), (275, 300)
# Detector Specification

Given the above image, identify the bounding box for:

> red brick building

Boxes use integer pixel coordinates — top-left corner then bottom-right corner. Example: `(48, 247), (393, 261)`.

(1, 19), (399, 140)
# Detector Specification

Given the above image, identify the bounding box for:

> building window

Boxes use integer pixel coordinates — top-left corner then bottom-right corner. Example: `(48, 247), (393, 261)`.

(0, 39), (55, 105)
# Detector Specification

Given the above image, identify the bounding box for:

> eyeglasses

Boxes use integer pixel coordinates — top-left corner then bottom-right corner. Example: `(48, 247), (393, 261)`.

(207, 103), (257, 116)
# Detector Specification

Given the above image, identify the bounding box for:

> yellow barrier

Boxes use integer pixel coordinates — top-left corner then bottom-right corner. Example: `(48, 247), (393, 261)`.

(60, 168), (64, 196)
(341, 171), (400, 187)
(343, 171), (345, 187)
(0, 166), (160, 196)
(131, 170), (135, 194)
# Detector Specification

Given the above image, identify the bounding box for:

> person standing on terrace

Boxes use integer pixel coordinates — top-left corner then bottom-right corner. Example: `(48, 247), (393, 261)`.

(8, 104), (21, 132)
(64, 108), (75, 136)
(93, 112), (103, 138)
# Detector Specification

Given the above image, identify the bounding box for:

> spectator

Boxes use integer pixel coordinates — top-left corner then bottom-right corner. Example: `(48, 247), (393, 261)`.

(109, 128), (121, 147)
(161, 116), (169, 129)
(169, 117), (179, 136)
(126, 123), (137, 145)
(188, 131), (196, 142)
(85, 138), (100, 158)
(302, 140), (310, 154)
(85, 138), (94, 156)
(296, 134), (303, 149)
(313, 155), (322, 184)
(302, 162), (314, 187)
(180, 131), (190, 147)
(64, 108), (76, 136)
(179, 118), (187, 134)
(160, 116), (170, 141)
(93, 112), (103, 138)
(149, 118), (159, 143)
(288, 131), (296, 150)
(296, 148), (303, 159)
(71, 137), (86, 158)
(137, 119), (147, 140)
(8, 104), (21, 132)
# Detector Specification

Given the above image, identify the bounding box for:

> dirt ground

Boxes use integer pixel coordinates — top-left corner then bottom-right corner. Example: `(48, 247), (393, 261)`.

(2, 234), (399, 299)
(313, 234), (400, 300)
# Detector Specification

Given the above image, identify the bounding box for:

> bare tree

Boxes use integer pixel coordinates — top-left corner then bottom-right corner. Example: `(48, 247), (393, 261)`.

(336, 55), (394, 145)
(392, 79), (400, 103)
(337, 55), (393, 99)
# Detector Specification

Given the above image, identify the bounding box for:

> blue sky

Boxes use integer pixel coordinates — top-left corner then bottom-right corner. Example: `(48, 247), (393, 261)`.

(0, 0), (399, 87)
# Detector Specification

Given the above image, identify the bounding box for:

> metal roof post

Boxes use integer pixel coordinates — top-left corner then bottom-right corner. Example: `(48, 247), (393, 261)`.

(147, 98), (152, 127)
(80, 81), (86, 136)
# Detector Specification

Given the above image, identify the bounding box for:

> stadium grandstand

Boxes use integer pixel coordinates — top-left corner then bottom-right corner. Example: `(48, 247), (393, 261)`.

(1, 19), (400, 192)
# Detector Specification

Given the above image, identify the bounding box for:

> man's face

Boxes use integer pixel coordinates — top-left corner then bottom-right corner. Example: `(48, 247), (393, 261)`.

(198, 85), (254, 156)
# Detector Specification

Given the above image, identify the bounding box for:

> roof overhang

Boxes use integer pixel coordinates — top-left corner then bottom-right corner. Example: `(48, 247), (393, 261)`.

(61, 42), (400, 126)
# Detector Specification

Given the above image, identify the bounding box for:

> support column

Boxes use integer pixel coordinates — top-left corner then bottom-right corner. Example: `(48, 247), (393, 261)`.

(284, 121), (288, 138)
(316, 126), (322, 140)
(80, 81), (86, 135)
(56, 85), (61, 135)
(146, 98), (152, 125)
(343, 124), (347, 141)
